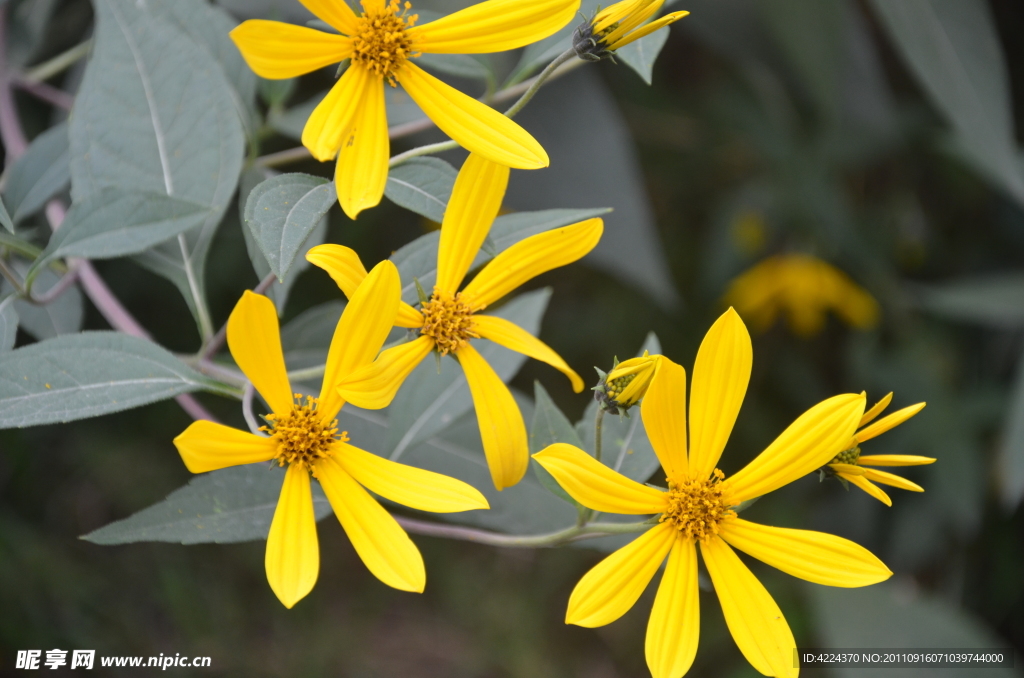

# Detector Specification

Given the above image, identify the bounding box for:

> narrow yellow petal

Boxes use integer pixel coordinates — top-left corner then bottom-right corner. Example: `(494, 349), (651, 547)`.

(607, 11), (689, 50)
(856, 403), (926, 443)
(700, 536), (797, 678)
(602, 0), (663, 47)
(858, 392), (893, 427)
(645, 536), (699, 678)
(265, 465), (319, 608)
(227, 291), (293, 415)
(457, 343), (529, 490)
(302, 64), (372, 162)
(173, 421), (276, 474)
(723, 393), (865, 504)
(335, 75), (389, 219)
(319, 260), (401, 419)
(532, 443), (668, 514)
(566, 522), (675, 627)
(594, 0), (647, 32)
(862, 468), (924, 492)
(297, 0), (359, 34)
(473, 314), (583, 392)
(399, 63), (548, 169)
(336, 336), (434, 410)
(856, 454), (936, 467)
(305, 244), (423, 328)
(688, 308), (752, 480)
(641, 357), (689, 482)
(462, 218), (603, 309)
(435, 154), (509, 293)
(230, 21), (353, 79)
(829, 462), (866, 476)
(719, 518), (892, 588)
(410, 0), (580, 54)
(338, 442), (489, 513)
(316, 456), (426, 591)
(844, 473), (892, 506)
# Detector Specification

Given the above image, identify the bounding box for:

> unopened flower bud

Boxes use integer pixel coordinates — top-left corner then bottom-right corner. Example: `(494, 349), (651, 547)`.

(592, 352), (661, 414)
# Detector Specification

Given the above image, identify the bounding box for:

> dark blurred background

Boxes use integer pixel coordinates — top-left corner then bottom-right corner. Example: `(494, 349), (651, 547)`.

(2, 0), (1024, 675)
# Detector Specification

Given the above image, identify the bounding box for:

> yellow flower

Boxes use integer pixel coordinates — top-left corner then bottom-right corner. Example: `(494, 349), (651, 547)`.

(306, 154), (601, 491)
(725, 253), (880, 337)
(574, 0), (689, 59)
(824, 392), (931, 506)
(231, 0), (580, 219)
(594, 351), (661, 413)
(173, 264), (488, 609)
(534, 309), (891, 678)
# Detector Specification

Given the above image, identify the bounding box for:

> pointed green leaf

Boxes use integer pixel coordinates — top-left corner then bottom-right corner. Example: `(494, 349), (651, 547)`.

(530, 381), (583, 504)
(3, 122), (70, 224)
(0, 296), (18, 352)
(385, 157), (457, 222)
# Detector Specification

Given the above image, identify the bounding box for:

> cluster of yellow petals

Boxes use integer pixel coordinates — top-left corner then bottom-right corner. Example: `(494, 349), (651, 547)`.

(419, 289), (479, 356)
(660, 469), (736, 542)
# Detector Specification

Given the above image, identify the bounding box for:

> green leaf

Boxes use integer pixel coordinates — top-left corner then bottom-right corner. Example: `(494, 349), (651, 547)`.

(392, 207), (611, 306)
(0, 260), (83, 340)
(0, 331), (228, 429)
(243, 173), (335, 281)
(616, 27), (672, 85)
(2, 122), (70, 224)
(417, 53), (493, 81)
(810, 581), (1018, 678)
(869, 0), (1024, 206)
(69, 0), (245, 327)
(0, 195), (12, 233)
(385, 288), (553, 459)
(530, 381), (583, 504)
(280, 300), (345, 370)
(0, 296), (18, 352)
(916, 274), (1024, 328)
(259, 76), (297, 108)
(385, 157), (457, 222)
(997, 345), (1024, 511)
(28, 190), (210, 280)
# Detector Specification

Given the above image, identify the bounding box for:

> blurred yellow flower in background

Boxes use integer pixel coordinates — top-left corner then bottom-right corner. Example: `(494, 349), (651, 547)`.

(824, 392), (932, 506)
(534, 309), (889, 678)
(307, 154), (601, 491)
(574, 0), (689, 59)
(231, 0), (580, 219)
(173, 266), (487, 609)
(725, 253), (880, 337)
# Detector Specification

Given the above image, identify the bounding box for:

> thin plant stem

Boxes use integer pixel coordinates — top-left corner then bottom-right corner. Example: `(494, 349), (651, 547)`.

(0, 229), (43, 259)
(394, 516), (651, 548)
(12, 77), (74, 109)
(0, 256), (25, 294)
(287, 364), (327, 383)
(594, 407), (606, 464)
(178, 234), (214, 342)
(27, 265), (79, 304)
(22, 38), (93, 83)
(242, 383), (268, 435)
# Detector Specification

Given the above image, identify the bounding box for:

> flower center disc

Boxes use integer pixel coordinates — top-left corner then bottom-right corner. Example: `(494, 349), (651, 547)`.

(420, 290), (479, 356)
(660, 469), (736, 542)
(830, 445), (861, 465)
(262, 394), (346, 472)
(352, 0), (418, 85)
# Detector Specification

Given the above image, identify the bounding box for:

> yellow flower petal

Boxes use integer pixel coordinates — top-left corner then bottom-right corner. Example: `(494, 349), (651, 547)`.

(335, 74), (389, 219)
(336, 336), (434, 410)
(843, 472), (892, 506)
(719, 517), (892, 588)
(829, 462), (866, 476)
(265, 464), (319, 609)
(641, 357), (689, 482)
(316, 456), (426, 591)
(688, 308), (752, 480)
(230, 20), (353, 79)
(595, 0), (648, 32)
(399, 63), (548, 169)
(435, 154), (509, 293)
(862, 468), (924, 492)
(700, 536), (797, 678)
(173, 421), (276, 474)
(319, 260), (401, 419)
(457, 343), (529, 490)
(724, 393), (865, 504)
(603, 0), (663, 40)
(532, 443), (667, 514)
(305, 245), (423, 327)
(645, 536), (699, 678)
(566, 522), (675, 627)
(410, 0), (580, 54)
(302, 63), (372, 162)
(859, 392), (893, 427)
(473, 314), (583, 392)
(461, 218), (603, 309)
(607, 11), (689, 51)
(856, 402), (926, 443)
(297, 0), (359, 34)
(337, 442), (489, 513)
(227, 291), (293, 415)
(856, 454), (936, 467)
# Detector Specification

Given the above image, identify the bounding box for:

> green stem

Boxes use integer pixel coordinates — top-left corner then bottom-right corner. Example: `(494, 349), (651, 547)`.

(0, 256), (24, 294)
(594, 406), (606, 464)
(22, 39), (93, 83)
(393, 516), (652, 548)
(0, 229), (42, 259)
(287, 364), (327, 383)
(177, 234), (214, 342)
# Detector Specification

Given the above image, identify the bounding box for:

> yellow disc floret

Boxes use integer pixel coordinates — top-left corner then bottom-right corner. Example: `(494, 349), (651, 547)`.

(660, 469), (736, 542)
(261, 394), (347, 474)
(351, 0), (419, 85)
(420, 289), (479, 356)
